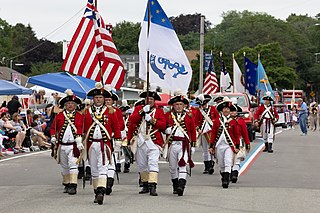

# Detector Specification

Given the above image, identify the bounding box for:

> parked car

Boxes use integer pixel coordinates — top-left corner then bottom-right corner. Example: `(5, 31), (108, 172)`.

(211, 93), (258, 142)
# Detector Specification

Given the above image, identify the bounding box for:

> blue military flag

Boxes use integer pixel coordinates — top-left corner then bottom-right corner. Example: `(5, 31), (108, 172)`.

(257, 57), (274, 99)
(138, 0), (192, 94)
(244, 56), (257, 96)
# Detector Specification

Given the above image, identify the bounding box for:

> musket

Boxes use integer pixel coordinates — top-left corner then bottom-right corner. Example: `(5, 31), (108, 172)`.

(113, 152), (120, 184)
(82, 159), (86, 189)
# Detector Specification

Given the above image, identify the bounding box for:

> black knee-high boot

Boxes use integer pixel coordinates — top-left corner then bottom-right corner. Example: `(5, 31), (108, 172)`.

(263, 142), (268, 152)
(172, 178), (179, 194)
(177, 179), (187, 196)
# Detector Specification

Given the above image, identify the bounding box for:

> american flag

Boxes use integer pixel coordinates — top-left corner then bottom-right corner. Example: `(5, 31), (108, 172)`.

(203, 53), (219, 95)
(62, 0), (124, 89)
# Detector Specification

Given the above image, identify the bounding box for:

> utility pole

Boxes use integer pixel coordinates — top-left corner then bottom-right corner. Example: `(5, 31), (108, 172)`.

(315, 53), (320, 63)
(199, 16), (205, 94)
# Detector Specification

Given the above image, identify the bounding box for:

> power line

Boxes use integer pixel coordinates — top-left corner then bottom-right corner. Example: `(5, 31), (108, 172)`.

(8, 6), (85, 61)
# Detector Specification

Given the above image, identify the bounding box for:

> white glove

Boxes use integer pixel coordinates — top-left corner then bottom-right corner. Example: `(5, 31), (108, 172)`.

(165, 127), (172, 134)
(145, 113), (152, 122)
(75, 137), (84, 150)
(51, 136), (57, 144)
(191, 147), (196, 155)
(143, 105), (150, 112)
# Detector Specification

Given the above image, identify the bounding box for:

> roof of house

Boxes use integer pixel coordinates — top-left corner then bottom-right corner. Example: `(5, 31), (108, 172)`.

(0, 66), (29, 86)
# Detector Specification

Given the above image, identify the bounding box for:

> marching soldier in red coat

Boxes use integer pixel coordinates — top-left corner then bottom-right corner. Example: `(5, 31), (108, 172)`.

(193, 95), (223, 175)
(230, 100), (251, 183)
(193, 94), (214, 174)
(119, 100), (132, 173)
(129, 89), (166, 196)
(165, 91), (196, 196)
(104, 85), (125, 189)
(83, 82), (121, 205)
(254, 92), (279, 153)
(50, 89), (84, 195)
(209, 97), (239, 188)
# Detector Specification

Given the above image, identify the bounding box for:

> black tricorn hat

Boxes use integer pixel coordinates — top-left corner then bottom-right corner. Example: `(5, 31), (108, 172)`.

(139, 91), (161, 101)
(195, 94), (211, 105)
(104, 84), (119, 101)
(232, 104), (242, 112)
(134, 99), (145, 107)
(168, 95), (189, 105)
(87, 82), (112, 98)
(213, 96), (224, 103)
(120, 105), (130, 112)
(262, 91), (274, 102)
(216, 97), (237, 112)
(59, 89), (82, 108)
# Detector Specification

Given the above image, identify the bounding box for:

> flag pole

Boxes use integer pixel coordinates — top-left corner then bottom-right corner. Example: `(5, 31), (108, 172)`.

(93, 0), (104, 86)
(145, 0), (151, 134)
(232, 53), (235, 93)
(219, 51), (222, 93)
(199, 16), (205, 94)
(243, 52), (246, 95)
(146, 1), (151, 103)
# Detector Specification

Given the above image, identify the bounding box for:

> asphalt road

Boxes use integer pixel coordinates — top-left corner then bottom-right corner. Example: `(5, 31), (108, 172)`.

(0, 127), (319, 213)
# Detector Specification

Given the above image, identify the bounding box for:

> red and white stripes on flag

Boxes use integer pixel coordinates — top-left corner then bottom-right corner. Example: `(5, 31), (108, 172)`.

(62, 0), (124, 89)
(203, 70), (219, 95)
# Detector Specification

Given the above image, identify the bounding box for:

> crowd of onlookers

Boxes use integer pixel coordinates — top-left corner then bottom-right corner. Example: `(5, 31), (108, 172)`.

(0, 92), (61, 157)
(289, 99), (319, 135)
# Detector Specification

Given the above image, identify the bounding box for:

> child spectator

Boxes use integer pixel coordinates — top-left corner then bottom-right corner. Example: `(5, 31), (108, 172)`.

(33, 114), (46, 132)
(30, 121), (51, 149)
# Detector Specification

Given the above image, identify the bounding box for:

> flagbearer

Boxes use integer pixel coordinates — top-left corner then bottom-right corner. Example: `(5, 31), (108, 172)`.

(129, 87), (166, 196)
(165, 90), (196, 196)
(254, 92), (279, 153)
(83, 82), (121, 205)
(209, 97), (239, 188)
(50, 89), (84, 195)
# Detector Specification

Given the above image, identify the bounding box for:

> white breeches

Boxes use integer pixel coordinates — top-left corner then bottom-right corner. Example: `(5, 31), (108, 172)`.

(136, 142), (160, 173)
(168, 141), (188, 180)
(261, 121), (275, 143)
(60, 145), (78, 176)
(88, 142), (109, 181)
(232, 157), (241, 171)
(201, 135), (211, 161)
(107, 154), (115, 178)
(216, 143), (234, 173)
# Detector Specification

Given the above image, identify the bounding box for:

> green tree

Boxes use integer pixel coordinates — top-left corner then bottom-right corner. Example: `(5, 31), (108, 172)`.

(112, 21), (141, 54)
(28, 61), (63, 77)
(169, 13), (211, 35)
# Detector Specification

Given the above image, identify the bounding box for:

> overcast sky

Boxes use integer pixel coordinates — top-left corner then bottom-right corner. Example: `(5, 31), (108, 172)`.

(0, 0), (319, 42)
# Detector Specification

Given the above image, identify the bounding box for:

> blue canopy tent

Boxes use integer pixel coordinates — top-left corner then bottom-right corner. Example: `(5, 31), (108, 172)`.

(27, 72), (96, 99)
(0, 79), (33, 95)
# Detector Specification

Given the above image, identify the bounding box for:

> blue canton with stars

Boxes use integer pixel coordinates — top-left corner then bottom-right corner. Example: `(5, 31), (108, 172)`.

(143, 0), (174, 30)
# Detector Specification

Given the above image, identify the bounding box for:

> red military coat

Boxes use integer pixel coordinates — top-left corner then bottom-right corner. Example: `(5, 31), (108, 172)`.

(50, 111), (84, 157)
(114, 107), (125, 131)
(234, 117), (250, 146)
(210, 105), (220, 122)
(129, 104), (166, 146)
(193, 106), (219, 130)
(165, 111), (196, 144)
(83, 105), (121, 145)
(254, 104), (279, 124)
(50, 111), (83, 139)
(210, 116), (239, 153)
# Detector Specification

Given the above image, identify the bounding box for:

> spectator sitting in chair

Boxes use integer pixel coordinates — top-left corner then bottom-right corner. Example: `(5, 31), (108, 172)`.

(30, 121), (51, 149)
(11, 112), (27, 151)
